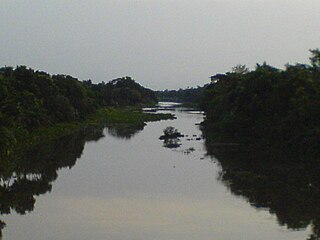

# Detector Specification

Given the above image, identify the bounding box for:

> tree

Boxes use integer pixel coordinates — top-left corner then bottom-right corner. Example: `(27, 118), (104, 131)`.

(159, 126), (183, 139)
(309, 48), (320, 69)
(232, 64), (249, 74)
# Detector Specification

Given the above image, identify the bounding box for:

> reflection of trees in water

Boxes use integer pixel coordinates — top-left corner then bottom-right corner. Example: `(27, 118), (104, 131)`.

(0, 220), (4, 239)
(0, 126), (105, 235)
(106, 124), (144, 139)
(205, 141), (320, 240)
(163, 138), (181, 149)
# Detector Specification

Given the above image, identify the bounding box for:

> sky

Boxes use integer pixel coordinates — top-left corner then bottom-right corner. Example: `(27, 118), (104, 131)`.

(1, 0), (320, 90)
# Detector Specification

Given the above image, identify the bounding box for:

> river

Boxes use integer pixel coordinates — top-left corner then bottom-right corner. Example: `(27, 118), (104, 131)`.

(0, 103), (313, 239)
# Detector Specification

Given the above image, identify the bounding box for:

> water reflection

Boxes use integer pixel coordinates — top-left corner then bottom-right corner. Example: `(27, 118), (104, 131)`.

(204, 140), (320, 240)
(0, 126), (106, 235)
(163, 138), (181, 149)
(106, 124), (144, 139)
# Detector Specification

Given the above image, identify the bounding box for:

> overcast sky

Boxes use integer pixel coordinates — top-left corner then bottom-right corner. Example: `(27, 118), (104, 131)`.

(1, 0), (320, 90)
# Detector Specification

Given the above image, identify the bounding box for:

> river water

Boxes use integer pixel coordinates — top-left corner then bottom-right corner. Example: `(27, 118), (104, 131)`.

(1, 103), (313, 239)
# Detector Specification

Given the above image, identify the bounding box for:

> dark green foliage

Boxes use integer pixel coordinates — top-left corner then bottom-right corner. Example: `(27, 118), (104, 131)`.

(107, 77), (157, 106)
(85, 76), (157, 107)
(0, 66), (157, 156)
(201, 50), (320, 239)
(202, 50), (320, 158)
(159, 126), (183, 140)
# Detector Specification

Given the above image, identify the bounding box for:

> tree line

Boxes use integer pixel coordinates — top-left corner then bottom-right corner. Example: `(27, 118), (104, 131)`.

(156, 86), (206, 106)
(202, 50), (320, 238)
(0, 66), (157, 155)
(201, 49), (320, 160)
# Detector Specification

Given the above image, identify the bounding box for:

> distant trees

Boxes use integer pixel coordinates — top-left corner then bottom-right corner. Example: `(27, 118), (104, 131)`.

(105, 77), (157, 106)
(309, 48), (320, 69)
(156, 85), (206, 106)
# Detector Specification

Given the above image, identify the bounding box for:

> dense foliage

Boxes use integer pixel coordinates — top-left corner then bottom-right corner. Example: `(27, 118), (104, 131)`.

(0, 66), (157, 155)
(202, 51), (320, 238)
(84, 77), (157, 107)
(202, 50), (320, 156)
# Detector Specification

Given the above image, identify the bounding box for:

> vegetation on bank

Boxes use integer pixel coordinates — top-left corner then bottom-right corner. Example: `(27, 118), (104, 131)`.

(201, 50), (320, 239)
(156, 49), (320, 161)
(201, 49), (320, 160)
(0, 66), (164, 158)
(2, 107), (174, 161)
(0, 109), (174, 233)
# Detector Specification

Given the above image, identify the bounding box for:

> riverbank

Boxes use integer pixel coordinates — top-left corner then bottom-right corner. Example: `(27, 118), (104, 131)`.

(1, 107), (175, 161)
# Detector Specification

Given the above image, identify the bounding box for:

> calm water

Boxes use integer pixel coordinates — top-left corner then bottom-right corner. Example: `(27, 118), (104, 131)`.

(1, 103), (313, 239)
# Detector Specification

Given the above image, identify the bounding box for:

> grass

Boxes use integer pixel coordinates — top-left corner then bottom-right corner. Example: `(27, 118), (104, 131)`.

(30, 107), (174, 146)
(2, 107), (175, 161)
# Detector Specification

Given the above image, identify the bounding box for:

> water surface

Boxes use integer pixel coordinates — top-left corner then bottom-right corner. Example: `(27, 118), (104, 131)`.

(1, 103), (313, 239)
